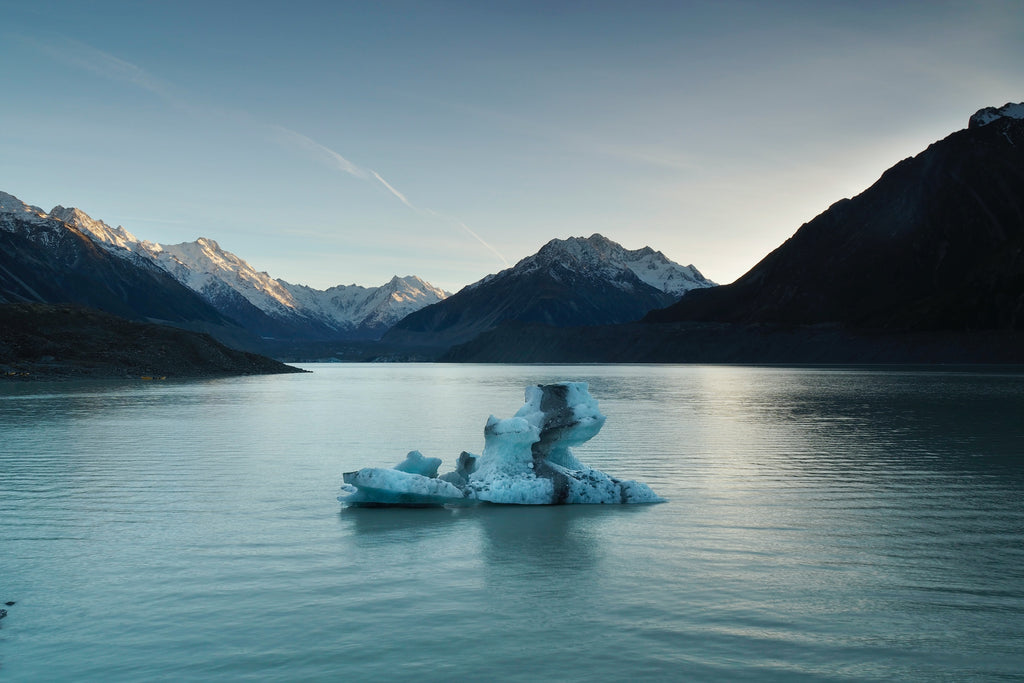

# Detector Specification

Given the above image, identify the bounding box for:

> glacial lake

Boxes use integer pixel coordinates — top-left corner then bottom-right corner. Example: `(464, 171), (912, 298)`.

(2, 364), (1023, 681)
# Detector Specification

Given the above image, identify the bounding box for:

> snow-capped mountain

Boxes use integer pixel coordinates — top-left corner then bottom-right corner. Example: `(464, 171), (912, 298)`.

(968, 101), (1024, 128)
(387, 233), (716, 349)
(45, 203), (449, 340)
(477, 233), (714, 296)
(0, 192), (237, 332)
(0, 191), (46, 218)
(0, 191), (65, 243)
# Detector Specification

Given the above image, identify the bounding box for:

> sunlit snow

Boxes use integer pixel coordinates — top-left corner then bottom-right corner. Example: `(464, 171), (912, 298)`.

(3, 195), (450, 332)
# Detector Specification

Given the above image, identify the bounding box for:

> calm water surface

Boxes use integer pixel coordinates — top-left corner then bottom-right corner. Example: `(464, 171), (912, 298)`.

(1, 364), (1023, 681)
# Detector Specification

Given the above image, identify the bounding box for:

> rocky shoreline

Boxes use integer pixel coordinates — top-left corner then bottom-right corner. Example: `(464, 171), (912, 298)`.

(0, 303), (305, 381)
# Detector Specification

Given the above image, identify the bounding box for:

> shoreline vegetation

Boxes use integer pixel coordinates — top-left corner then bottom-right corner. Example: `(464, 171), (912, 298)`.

(0, 303), (305, 381)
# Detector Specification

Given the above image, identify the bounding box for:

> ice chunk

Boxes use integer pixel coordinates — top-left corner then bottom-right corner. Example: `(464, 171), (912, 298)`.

(338, 382), (663, 507)
(437, 451), (479, 486)
(342, 468), (466, 507)
(393, 450), (442, 477)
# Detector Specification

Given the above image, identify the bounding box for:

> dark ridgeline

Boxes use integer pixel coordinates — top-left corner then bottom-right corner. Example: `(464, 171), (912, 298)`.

(446, 105), (1024, 363)
(0, 303), (303, 380)
(646, 107), (1024, 331)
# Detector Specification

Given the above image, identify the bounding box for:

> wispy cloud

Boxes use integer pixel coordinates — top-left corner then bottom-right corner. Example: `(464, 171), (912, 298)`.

(267, 127), (508, 267)
(375, 173), (510, 267)
(25, 36), (188, 109)
(29, 34), (509, 269)
(270, 130), (508, 267)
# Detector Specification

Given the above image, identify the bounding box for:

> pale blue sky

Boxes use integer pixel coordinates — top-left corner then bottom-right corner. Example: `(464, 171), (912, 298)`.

(3, 1), (1023, 291)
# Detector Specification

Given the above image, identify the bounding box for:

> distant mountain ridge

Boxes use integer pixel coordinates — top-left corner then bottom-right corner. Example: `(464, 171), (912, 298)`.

(386, 233), (715, 349)
(4, 195), (449, 341)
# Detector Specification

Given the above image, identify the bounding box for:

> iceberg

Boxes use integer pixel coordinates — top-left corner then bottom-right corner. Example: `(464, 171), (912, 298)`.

(340, 382), (663, 507)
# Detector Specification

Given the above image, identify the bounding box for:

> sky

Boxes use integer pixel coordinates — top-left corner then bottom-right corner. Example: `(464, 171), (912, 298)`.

(2, 1), (1023, 292)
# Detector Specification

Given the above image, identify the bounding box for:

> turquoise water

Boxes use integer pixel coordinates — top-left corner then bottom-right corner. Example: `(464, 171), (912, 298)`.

(2, 364), (1023, 681)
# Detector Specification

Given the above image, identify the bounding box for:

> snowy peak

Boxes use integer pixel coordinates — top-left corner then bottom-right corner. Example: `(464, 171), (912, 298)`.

(45, 204), (297, 314)
(380, 275), (449, 303)
(389, 232), (716, 348)
(155, 237), (299, 313)
(968, 102), (1024, 129)
(513, 233), (715, 296)
(0, 193), (84, 249)
(151, 238), (449, 334)
(0, 192), (54, 237)
(49, 205), (142, 252)
(357, 275), (450, 327)
(0, 191), (46, 217)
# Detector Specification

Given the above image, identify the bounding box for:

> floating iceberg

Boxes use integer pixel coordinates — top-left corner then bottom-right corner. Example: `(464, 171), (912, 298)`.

(340, 382), (663, 507)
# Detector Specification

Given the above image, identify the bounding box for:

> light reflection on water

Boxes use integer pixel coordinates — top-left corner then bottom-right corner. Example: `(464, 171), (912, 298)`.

(1, 364), (1023, 681)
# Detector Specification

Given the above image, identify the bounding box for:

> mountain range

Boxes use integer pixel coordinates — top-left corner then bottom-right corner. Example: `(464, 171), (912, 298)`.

(447, 102), (1024, 363)
(47, 203), (450, 341)
(4, 101), (1023, 366)
(1, 190), (713, 359)
(0, 193), (449, 349)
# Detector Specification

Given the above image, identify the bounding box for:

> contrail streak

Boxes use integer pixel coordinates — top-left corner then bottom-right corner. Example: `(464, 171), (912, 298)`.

(369, 170), (414, 208)
(457, 221), (510, 268)
(32, 35), (509, 269)
(269, 126), (367, 179)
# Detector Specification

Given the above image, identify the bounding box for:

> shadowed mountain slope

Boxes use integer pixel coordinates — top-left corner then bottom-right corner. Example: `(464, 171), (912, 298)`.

(386, 233), (713, 350)
(0, 199), (239, 335)
(646, 106), (1024, 331)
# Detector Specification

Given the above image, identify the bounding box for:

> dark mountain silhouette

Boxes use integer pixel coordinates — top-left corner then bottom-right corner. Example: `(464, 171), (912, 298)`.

(0, 303), (302, 380)
(645, 104), (1024, 332)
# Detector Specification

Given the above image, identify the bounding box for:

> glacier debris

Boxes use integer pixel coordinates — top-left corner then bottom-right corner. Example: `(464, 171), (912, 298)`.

(340, 382), (663, 506)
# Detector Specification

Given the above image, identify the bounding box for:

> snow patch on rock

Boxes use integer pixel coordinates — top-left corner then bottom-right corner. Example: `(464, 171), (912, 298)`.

(969, 102), (1024, 128)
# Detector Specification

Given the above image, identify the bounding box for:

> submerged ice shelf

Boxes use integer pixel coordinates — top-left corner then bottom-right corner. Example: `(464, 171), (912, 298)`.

(339, 382), (663, 506)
